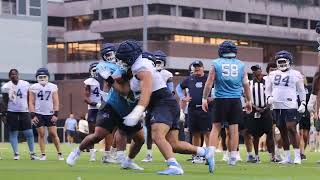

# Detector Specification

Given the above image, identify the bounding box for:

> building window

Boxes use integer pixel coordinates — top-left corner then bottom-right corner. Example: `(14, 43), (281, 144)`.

(116, 7), (129, 18)
(102, 8), (113, 19)
(1, 0), (17, 15)
(148, 4), (175, 16)
(18, 0), (26, 15)
(291, 18), (308, 29)
(249, 13), (267, 25)
(174, 35), (204, 44)
(93, 10), (99, 20)
(226, 11), (246, 23)
(203, 9), (223, 20)
(48, 43), (65, 49)
(132, 5), (143, 17)
(270, 16), (288, 27)
(66, 15), (92, 31)
(311, 20), (318, 30)
(48, 16), (64, 27)
(67, 41), (100, 61)
(179, 6), (200, 18)
(29, 0), (41, 16)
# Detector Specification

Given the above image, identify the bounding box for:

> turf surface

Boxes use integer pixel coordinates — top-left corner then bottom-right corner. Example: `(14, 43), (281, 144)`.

(0, 143), (320, 180)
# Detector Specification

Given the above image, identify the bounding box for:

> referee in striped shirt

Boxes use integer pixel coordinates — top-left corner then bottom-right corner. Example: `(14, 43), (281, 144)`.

(247, 65), (276, 162)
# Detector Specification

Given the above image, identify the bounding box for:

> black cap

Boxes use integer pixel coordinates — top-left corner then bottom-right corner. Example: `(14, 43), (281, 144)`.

(191, 60), (203, 67)
(251, 64), (261, 72)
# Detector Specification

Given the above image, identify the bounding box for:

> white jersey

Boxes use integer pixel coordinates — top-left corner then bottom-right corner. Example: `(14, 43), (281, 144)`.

(1, 80), (29, 112)
(84, 78), (101, 109)
(130, 55), (166, 95)
(265, 69), (306, 109)
(29, 82), (58, 115)
(159, 69), (173, 83)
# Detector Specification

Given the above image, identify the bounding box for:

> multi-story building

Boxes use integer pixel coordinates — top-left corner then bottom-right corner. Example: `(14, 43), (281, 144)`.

(32, 0), (320, 117)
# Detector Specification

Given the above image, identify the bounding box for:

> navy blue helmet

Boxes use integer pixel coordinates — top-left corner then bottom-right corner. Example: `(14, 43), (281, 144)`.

(154, 50), (167, 70)
(115, 40), (142, 66)
(100, 43), (116, 62)
(142, 51), (156, 65)
(316, 21), (320, 34)
(275, 50), (293, 71)
(36, 67), (50, 78)
(89, 62), (99, 78)
(218, 41), (237, 58)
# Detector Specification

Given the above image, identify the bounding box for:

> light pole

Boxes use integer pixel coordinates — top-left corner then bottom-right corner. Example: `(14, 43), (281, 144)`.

(143, 0), (148, 51)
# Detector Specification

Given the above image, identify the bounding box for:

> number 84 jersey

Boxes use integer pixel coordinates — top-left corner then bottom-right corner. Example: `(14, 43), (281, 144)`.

(266, 69), (305, 109)
(29, 82), (58, 115)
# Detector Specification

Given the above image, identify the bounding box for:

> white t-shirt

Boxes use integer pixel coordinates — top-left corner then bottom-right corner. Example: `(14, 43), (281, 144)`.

(1, 80), (29, 112)
(266, 69), (305, 109)
(29, 82), (58, 115)
(130, 55), (166, 95)
(78, 119), (89, 134)
(159, 69), (173, 83)
(83, 78), (101, 109)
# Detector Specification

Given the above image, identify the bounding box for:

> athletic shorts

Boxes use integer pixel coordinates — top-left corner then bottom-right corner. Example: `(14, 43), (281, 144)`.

(96, 104), (142, 136)
(247, 109), (273, 137)
(299, 113), (311, 130)
(273, 109), (298, 128)
(188, 106), (212, 133)
(147, 88), (180, 130)
(87, 109), (99, 123)
(6, 111), (32, 131)
(35, 114), (56, 128)
(213, 98), (242, 125)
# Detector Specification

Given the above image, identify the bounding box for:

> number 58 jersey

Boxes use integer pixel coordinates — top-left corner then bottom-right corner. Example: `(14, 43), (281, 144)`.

(266, 69), (305, 109)
(29, 82), (58, 115)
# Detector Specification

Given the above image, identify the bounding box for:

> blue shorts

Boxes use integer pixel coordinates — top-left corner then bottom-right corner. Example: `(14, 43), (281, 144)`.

(87, 109), (98, 123)
(66, 130), (76, 137)
(273, 109), (298, 128)
(147, 88), (180, 130)
(35, 114), (56, 128)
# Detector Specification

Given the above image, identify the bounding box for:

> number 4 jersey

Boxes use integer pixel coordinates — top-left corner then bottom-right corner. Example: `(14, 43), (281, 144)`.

(266, 69), (305, 109)
(29, 82), (58, 115)
(83, 77), (101, 110)
(1, 80), (30, 112)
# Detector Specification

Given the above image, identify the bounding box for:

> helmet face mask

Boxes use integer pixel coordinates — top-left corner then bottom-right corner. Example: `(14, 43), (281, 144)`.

(276, 58), (290, 71)
(155, 60), (165, 71)
(90, 67), (97, 78)
(37, 75), (49, 85)
(102, 51), (117, 63)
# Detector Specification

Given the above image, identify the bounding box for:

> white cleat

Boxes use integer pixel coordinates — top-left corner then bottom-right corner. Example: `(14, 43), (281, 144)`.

(121, 161), (144, 171)
(279, 158), (292, 165)
(89, 149), (96, 162)
(13, 154), (20, 160)
(294, 157), (301, 165)
(58, 154), (65, 161)
(39, 155), (46, 161)
(66, 148), (80, 166)
(236, 152), (242, 162)
(141, 154), (153, 162)
(192, 156), (206, 164)
(222, 154), (229, 162)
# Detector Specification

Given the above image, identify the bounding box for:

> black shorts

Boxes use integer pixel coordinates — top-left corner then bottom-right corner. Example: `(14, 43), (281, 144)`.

(87, 109), (99, 123)
(96, 104), (142, 135)
(247, 109), (273, 137)
(6, 111), (32, 131)
(66, 130), (76, 137)
(299, 113), (311, 130)
(147, 88), (180, 130)
(238, 111), (248, 131)
(188, 107), (212, 133)
(213, 98), (242, 125)
(35, 114), (56, 128)
(273, 109), (298, 128)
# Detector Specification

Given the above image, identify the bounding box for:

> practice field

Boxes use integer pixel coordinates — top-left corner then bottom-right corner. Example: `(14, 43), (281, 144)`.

(0, 143), (319, 180)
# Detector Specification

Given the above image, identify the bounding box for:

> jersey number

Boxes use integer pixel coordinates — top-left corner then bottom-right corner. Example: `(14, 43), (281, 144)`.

(92, 87), (100, 97)
(222, 64), (238, 77)
(274, 75), (290, 86)
(16, 89), (23, 98)
(37, 90), (51, 101)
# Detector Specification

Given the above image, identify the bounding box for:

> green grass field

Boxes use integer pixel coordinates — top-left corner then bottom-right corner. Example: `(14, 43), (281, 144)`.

(0, 143), (320, 180)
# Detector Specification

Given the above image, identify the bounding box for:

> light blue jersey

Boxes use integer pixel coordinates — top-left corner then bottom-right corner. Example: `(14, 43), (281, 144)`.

(212, 58), (245, 98)
(96, 61), (136, 118)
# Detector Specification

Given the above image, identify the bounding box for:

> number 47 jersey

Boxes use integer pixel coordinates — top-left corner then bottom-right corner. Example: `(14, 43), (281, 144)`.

(29, 82), (58, 115)
(266, 69), (305, 109)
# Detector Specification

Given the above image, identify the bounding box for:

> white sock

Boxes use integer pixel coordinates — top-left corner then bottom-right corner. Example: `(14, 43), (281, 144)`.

(126, 157), (133, 163)
(294, 149), (301, 157)
(284, 150), (290, 160)
(104, 151), (110, 156)
(147, 150), (152, 156)
(208, 146), (216, 157)
(110, 146), (117, 152)
(167, 157), (178, 165)
(231, 151), (237, 159)
(75, 147), (81, 154)
(196, 147), (206, 156)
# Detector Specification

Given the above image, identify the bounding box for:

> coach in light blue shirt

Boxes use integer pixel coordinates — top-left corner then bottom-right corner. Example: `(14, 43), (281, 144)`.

(64, 113), (78, 144)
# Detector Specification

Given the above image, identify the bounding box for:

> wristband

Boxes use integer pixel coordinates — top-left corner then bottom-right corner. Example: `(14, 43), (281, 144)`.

(54, 111), (59, 117)
(30, 112), (36, 119)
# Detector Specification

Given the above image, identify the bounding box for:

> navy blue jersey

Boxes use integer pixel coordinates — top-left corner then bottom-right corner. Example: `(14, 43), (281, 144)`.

(180, 74), (212, 107)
